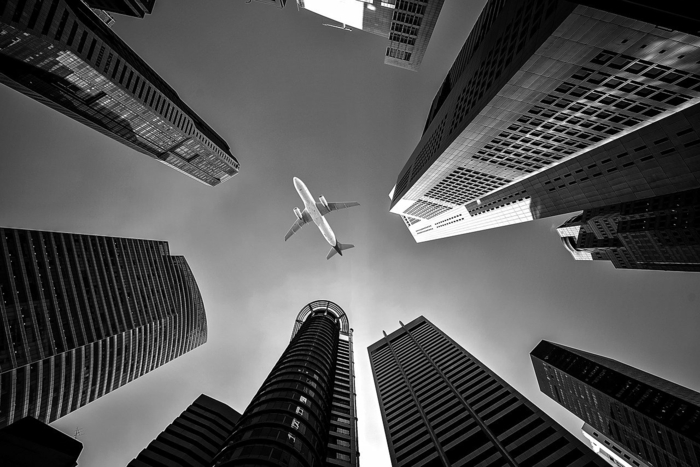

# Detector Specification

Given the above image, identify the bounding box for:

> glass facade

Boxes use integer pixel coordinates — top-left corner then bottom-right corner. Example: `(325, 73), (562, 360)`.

(531, 341), (700, 467)
(369, 316), (608, 467)
(389, 0), (700, 242)
(0, 227), (207, 428)
(0, 0), (238, 186)
(297, 0), (444, 71)
(129, 394), (241, 467)
(212, 300), (359, 467)
(557, 188), (700, 271)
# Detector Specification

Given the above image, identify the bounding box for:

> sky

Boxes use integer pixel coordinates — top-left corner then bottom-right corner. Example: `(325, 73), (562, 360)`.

(1, 0), (699, 466)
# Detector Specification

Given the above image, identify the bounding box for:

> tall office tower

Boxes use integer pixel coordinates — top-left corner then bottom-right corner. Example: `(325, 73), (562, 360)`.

(388, 0), (700, 242)
(556, 187), (700, 271)
(297, 0), (445, 71)
(582, 423), (651, 467)
(368, 316), (608, 467)
(211, 300), (359, 466)
(82, 0), (155, 18)
(129, 394), (241, 467)
(0, 0), (239, 187)
(0, 227), (207, 429)
(0, 416), (83, 467)
(531, 341), (700, 467)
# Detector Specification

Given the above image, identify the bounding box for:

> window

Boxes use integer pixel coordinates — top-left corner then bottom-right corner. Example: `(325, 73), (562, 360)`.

(336, 452), (351, 461)
(337, 427), (350, 435)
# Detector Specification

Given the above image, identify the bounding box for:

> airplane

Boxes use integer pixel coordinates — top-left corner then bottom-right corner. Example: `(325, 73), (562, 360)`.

(285, 177), (359, 260)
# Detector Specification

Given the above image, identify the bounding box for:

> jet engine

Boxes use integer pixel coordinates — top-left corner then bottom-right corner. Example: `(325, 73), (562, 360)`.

(319, 195), (329, 210)
(294, 207), (303, 220)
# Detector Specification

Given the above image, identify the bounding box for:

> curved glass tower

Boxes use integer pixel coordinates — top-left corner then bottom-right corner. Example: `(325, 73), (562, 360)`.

(213, 300), (359, 467)
(0, 227), (207, 428)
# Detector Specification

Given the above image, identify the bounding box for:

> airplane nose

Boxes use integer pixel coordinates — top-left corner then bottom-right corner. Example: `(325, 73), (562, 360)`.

(293, 177), (301, 187)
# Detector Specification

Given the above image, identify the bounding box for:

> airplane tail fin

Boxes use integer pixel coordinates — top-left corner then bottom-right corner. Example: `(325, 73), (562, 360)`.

(326, 242), (354, 260)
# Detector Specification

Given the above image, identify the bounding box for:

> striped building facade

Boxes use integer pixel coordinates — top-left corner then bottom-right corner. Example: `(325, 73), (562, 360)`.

(0, 0), (239, 186)
(368, 316), (608, 467)
(212, 300), (359, 467)
(0, 227), (207, 428)
(129, 394), (241, 467)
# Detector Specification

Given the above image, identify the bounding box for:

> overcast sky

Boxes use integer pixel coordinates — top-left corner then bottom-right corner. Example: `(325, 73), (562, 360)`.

(1, 1), (699, 466)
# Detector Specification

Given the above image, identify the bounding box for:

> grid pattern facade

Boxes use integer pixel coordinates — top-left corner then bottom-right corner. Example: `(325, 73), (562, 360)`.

(531, 341), (700, 467)
(389, 0), (700, 238)
(0, 227), (207, 428)
(368, 316), (608, 467)
(557, 188), (700, 271)
(383, 0), (445, 71)
(212, 301), (358, 467)
(0, 0), (238, 186)
(129, 394), (241, 467)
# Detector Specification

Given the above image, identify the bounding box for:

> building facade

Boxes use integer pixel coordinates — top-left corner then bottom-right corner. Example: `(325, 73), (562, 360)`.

(83, 0), (155, 18)
(0, 227), (208, 428)
(0, 416), (83, 467)
(0, 0), (239, 186)
(129, 394), (241, 467)
(531, 341), (700, 467)
(388, 0), (700, 241)
(556, 187), (700, 271)
(582, 423), (651, 467)
(211, 300), (359, 467)
(368, 316), (608, 467)
(297, 0), (444, 71)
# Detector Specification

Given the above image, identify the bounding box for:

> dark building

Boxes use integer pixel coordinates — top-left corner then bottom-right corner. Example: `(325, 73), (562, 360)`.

(83, 0), (155, 18)
(129, 394), (241, 467)
(211, 300), (359, 466)
(297, 0), (445, 71)
(368, 316), (608, 467)
(557, 187), (700, 271)
(0, 416), (83, 467)
(531, 341), (700, 467)
(0, 0), (239, 186)
(388, 0), (700, 243)
(0, 227), (208, 428)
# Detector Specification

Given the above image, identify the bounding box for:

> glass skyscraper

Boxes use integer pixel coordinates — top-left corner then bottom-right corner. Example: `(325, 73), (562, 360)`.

(212, 300), (359, 467)
(0, 227), (207, 428)
(388, 0), (700, 243)
(296, 0), (445, 71)
(531, 341), (700, 467)
(556, 187), (700, 271)
(129, 394), (241, 467)
(0, 0), (239, 186)
(368, 316), (608, 467)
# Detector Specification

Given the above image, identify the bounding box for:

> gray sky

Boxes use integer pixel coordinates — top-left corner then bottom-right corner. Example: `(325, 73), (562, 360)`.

(1, 1), (699, 465)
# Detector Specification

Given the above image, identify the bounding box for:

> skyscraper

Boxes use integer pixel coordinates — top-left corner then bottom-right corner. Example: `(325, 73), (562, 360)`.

(556, 187), (700, 271)
(211, 300), (359, 466)
(82, 0), (155, 18)
(368, 316), (608, 467)
(0, 0), (239, 186)
(388, 0), (700, 242)
(531, 340), (700, 467)
(0, 416), (83, 467)
(581, 423), (651, 467)
(297, 0), (445, 71)
(0, 227), (207, 428)
(129, 394), (241, 467)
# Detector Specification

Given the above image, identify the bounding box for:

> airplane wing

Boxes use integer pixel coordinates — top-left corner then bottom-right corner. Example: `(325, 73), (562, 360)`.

(285, 210), (313, 241)
(316, 202), (360, 216)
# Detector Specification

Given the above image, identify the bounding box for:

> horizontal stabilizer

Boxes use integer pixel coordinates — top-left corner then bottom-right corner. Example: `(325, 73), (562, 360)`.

(326, 242), (354, 260)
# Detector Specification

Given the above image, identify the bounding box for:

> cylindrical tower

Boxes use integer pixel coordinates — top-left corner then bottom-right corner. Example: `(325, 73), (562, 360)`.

(213, 300), (358, 467)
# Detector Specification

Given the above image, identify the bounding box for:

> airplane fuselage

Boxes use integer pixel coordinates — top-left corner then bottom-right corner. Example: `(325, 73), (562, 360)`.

(294, 177), (337, 247)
